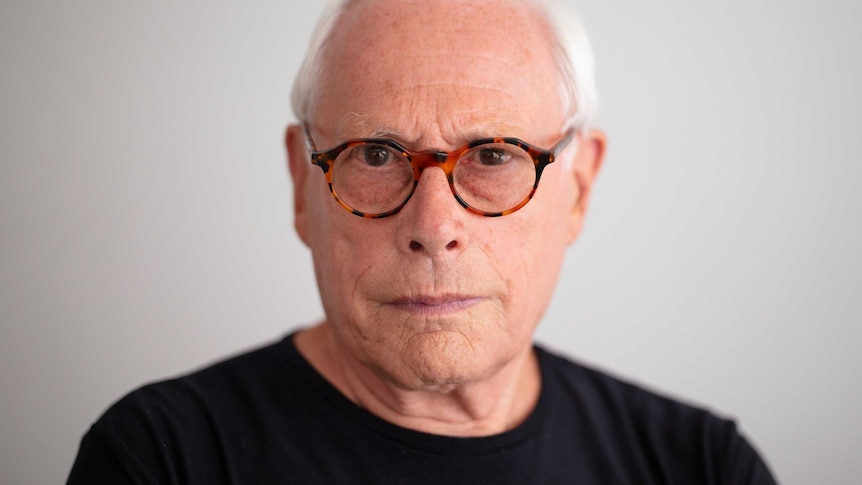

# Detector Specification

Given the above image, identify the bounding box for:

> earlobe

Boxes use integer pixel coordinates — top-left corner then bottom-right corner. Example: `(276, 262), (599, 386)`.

(567, 129), (607, 244)
(286, 124), (312, 246)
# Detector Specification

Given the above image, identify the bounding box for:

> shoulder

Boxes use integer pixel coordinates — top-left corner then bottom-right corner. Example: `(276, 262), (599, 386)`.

(538, 345), (728, 427)
(104, 334), (296, 419)
(74, 335), (307, 483)
(535, 346), (777, 484)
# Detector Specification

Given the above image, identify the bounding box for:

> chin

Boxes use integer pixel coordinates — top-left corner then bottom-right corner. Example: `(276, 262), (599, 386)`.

(382, 330), (512, 390)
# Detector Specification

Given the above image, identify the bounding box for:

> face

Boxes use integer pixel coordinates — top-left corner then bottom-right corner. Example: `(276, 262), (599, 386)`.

(288, 0), (604, 390)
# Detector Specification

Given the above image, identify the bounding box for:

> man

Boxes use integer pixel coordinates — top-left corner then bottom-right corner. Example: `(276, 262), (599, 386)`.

(69, 0), (777, 483)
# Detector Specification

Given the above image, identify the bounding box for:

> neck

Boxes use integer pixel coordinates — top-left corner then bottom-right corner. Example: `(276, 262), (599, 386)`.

(294, 322), (541, 437)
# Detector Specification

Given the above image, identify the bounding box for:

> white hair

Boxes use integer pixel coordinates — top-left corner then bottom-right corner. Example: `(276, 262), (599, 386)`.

(290, 0), (599, 132)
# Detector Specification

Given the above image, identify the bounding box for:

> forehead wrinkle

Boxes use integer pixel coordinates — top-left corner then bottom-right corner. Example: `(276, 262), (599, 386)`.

(325, 82), (551, 147)
(336, 119), (534, 149)
(333, 84), (537, 147)
(332, 82), (530, 137)
(352, 51), (533, 95)
(333, 95), (527, 144)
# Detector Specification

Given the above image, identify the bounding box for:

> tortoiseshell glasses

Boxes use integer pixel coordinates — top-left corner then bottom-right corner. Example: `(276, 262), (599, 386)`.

(305, 126), (575, 218)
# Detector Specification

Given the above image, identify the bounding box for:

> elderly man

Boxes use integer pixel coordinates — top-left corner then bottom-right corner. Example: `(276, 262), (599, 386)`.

(69, 0), (777, 483)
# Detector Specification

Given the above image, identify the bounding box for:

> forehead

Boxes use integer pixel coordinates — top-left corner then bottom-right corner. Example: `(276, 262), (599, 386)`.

(313, 0), (564, 143)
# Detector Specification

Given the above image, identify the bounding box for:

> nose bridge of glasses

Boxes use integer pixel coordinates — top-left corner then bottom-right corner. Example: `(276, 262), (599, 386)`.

(411, 150), (458, 177)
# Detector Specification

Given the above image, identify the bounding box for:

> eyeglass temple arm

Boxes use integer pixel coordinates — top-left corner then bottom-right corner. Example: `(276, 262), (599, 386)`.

(552, 130), (576, 158)
(302, 122), (319, 151)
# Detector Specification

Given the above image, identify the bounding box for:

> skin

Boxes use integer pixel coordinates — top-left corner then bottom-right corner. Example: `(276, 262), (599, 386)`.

(286, 0), (605, 437)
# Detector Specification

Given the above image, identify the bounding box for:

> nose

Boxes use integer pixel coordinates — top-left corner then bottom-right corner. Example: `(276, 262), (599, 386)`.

(396, 166), (469, 257)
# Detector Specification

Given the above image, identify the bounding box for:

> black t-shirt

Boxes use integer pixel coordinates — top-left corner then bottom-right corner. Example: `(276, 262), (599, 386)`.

(68, 334), (777, 484)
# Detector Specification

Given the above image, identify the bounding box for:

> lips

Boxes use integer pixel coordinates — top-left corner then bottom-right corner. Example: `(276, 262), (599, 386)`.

(389, 294), (483, 315)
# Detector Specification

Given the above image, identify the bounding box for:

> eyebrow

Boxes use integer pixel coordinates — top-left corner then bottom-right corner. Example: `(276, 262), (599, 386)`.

(368, 127), (404, 138)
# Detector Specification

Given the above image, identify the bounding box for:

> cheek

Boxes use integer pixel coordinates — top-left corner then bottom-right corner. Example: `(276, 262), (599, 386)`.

(312, 222), (385, 307)
(493, 177), (573, 319)
(304, 185), (389, 318)
(497, 225), (565, 307)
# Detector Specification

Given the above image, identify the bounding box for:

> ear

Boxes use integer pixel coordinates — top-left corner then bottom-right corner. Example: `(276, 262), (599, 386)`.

(286, 124), (312, 246)
(567, 129), (607, 244)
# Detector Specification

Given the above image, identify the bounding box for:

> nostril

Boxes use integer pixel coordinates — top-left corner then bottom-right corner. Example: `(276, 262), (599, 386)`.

(409, 240), (422, 251)
(445, 240), (457, 250)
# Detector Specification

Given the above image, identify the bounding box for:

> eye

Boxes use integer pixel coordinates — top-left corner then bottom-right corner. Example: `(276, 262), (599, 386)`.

(363, 144), (392, 167)
(477, 147), (512, 166)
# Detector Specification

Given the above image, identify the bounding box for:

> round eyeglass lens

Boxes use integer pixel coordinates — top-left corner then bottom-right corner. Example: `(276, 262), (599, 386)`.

(330, 143), (414, 215)
(453, 143), (536, 213)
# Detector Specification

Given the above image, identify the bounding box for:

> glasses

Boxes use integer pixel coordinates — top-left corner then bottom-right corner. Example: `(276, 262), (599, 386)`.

(304, 124), (575, 218)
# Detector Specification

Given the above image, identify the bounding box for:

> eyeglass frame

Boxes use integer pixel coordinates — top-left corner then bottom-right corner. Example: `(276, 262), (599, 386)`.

(303, 122), (576, 218)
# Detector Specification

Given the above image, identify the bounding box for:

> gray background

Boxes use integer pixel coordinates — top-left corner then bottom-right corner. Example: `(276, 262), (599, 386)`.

(2, 1), (860, 483)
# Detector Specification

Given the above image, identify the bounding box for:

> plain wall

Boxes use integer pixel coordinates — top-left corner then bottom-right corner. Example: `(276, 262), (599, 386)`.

(1, 1), (860, 483)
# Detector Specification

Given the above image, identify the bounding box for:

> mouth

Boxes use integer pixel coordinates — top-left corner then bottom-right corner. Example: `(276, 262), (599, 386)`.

(388, 295), (483, 315)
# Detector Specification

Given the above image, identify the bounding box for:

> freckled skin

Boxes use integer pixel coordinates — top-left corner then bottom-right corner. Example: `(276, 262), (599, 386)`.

(287, 0), (605, 436)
